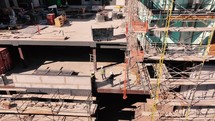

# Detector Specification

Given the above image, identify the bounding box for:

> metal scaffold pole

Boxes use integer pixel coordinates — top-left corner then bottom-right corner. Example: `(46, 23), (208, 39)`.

(151, 0), (174, 120)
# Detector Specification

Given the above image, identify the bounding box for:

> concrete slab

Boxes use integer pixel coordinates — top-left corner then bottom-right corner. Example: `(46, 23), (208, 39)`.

(0, 18), (126, 47)
(7, 61), (148, 94)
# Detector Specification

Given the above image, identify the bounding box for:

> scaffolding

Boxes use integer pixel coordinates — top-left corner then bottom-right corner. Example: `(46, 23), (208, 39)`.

(0, 92), (97, 121)
(126, 0), (215, 120)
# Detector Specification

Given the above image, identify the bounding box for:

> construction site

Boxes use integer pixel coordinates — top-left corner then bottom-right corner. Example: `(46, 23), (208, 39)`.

(0, 0), (215, 120)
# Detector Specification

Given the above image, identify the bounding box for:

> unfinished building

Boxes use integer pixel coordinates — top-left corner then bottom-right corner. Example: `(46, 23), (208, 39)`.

(126, 0), (215, 120)
(0, 0), (215, 120)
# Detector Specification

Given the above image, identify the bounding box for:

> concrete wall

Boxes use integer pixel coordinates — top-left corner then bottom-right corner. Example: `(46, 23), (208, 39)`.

(12, 74), (91, 90)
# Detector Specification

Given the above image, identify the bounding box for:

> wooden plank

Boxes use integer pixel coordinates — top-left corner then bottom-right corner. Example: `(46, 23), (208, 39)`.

(0, 87), (26, 92)
(122, 108), (135, 111)
(32, 35), (67, 40)
(169, 15), (215, 20)
(136, 111), (214, 120)
(150, 27), (214, 32)
(0, 101), (97, 116)
(145, 55), (214, 62)
(166, 99), (215, 106)
(132, 102), (144, 107)
(0, 109), (92, 116)
(0, 114), (96, 121)
(0, 94), (96, 101)
(150, 78), (215, 85)
(161, 117), (214, 120)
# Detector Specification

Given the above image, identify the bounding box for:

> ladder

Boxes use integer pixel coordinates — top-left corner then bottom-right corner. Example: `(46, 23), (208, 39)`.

(89, 54), (94, 62)
(142, 63), (153, 96)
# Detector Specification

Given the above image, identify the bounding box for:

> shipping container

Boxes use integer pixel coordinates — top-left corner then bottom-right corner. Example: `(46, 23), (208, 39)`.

(0, 55), (6, 74)
(0, 48), (12, 74)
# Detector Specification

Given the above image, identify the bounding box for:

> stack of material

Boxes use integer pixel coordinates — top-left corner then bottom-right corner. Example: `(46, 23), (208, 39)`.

(54, 15), (67, 27)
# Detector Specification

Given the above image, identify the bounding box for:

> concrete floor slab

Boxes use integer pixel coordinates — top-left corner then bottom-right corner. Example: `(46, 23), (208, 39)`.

(0, 18), (126, 47)
(7, 61), (147, 93)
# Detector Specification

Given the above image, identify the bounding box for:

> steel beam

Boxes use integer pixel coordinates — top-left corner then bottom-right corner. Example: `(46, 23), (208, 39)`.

(97, 88), (150, 95)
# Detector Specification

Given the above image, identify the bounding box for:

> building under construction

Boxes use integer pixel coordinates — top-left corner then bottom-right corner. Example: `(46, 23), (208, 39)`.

(0, 0), (215, 120)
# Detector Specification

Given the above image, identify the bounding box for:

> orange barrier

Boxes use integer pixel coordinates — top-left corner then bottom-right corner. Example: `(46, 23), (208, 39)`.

(132, 21), (148, 33)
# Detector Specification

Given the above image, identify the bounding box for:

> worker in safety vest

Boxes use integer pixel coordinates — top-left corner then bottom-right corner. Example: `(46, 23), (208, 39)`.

(100, 66), (106, 80)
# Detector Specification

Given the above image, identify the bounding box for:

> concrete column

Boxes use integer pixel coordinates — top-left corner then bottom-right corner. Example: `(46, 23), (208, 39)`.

(93, 48), (97, 71)
(18, 47), (27, 68)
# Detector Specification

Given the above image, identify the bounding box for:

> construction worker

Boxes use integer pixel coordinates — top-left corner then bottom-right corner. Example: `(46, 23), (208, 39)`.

(100, 66), (106, 80)
(91, 72), (96, 81)
(91, 72), (97, 96)
(108, 72), (114, 87)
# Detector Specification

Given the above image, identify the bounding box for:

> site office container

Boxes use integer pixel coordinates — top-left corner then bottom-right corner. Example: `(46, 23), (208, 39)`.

(0, 48), (12, 74)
